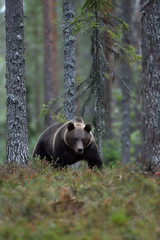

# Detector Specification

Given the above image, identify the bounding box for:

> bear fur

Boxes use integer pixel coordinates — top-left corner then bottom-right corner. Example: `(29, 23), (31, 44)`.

(33, 117), (102, 169)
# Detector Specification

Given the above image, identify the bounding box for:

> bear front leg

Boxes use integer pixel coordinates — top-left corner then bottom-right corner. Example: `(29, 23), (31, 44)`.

(84, 144), (103, 169)
(33, 140), (52, 162)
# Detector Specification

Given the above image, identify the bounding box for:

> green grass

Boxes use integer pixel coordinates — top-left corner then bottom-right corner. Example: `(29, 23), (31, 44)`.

(0, 161), (160, 240)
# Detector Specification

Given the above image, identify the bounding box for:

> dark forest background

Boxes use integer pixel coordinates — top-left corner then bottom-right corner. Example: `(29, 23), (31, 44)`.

(0, 0), (141, 164)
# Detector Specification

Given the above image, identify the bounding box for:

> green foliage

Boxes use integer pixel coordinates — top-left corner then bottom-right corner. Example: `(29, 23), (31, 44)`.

(72, 0), (111, 34)
(120, 44), (142, 64)
(82, 0), (109, 12)
(39, 98), (66, 123)
(107, 21), (128, 44)
(52, 114), (66, 123)
(39, 104), (49, 118)
(102, 140), (121, 166)
(73, 0), (141, 65)
(0, 163), (160, 239)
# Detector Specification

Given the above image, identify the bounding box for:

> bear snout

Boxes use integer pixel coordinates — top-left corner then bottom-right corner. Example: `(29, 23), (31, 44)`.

(77, 148), (83, 154)
(75, 141), (84, 154)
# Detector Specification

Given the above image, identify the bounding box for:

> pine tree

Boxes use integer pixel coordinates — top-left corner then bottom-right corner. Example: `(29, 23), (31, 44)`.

(63, 0), (77, 120)
(5, 0), (29, 164)
(141, 0), (160, 172)
(120, 0), (132, 165)
(42, 0), (58, 127)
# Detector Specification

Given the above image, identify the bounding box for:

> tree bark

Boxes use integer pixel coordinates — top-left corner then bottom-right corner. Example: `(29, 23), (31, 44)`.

(63, 0), (77, 120)
(131, 0), (142, 158)
(63, 0), (79, 169)
(90, 13), (107, 158)
(104, 6), (112, 140)
(42, 0), (58, 127)
(141, 0), (160, 171)
(104, 67), (112, 140)
(91, 27), (103, 158)
(34, 27), (41, 133)
(5, 0), (29, 164)
(120, 0), (132, 165)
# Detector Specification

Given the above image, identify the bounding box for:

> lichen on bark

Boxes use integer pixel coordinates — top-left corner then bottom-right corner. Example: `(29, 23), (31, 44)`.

(63, 0), (77, 121)
(141, 0), (160, 171)
(5, 0), (29, 165)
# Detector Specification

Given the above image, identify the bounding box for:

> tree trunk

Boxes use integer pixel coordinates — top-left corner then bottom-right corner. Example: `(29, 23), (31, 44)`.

(42, 0), (58, 127)
(34, 27), (41, 133)
(5, 0), (29, 164)
(91, 27), (103, 158)
(104, 67), (112, 140)
(63, 0), (77, 120)
(131, 0), (142, 158)
(141, 0), (160, 171)
(120, 0), (132, 165)
(63, 0), (79, 169)
(104, 6), (112, 140)
(91, 13), (107, 158)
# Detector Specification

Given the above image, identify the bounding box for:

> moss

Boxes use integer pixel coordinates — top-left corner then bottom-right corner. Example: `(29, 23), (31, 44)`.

(0, 162), (159, 239)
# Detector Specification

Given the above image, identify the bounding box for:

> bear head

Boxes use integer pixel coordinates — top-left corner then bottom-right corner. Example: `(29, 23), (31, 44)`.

(64, 121), (93, 154)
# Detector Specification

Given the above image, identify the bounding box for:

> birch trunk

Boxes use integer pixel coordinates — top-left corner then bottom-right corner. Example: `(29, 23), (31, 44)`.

(5, 0), (29, 164)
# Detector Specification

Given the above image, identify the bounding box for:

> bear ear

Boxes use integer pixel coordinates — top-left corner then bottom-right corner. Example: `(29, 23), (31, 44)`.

(67, 122), (75, 131)
(84, 124), (91, 133)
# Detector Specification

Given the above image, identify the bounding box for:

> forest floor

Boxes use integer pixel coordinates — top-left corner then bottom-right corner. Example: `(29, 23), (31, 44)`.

(0, 160), (160, 240)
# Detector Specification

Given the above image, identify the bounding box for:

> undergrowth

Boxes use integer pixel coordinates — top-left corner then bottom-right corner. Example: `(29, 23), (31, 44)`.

(0, 160), (160, 240)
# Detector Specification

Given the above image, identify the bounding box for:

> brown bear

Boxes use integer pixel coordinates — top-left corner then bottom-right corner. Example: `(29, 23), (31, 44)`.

(33, 117), (102, 169)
